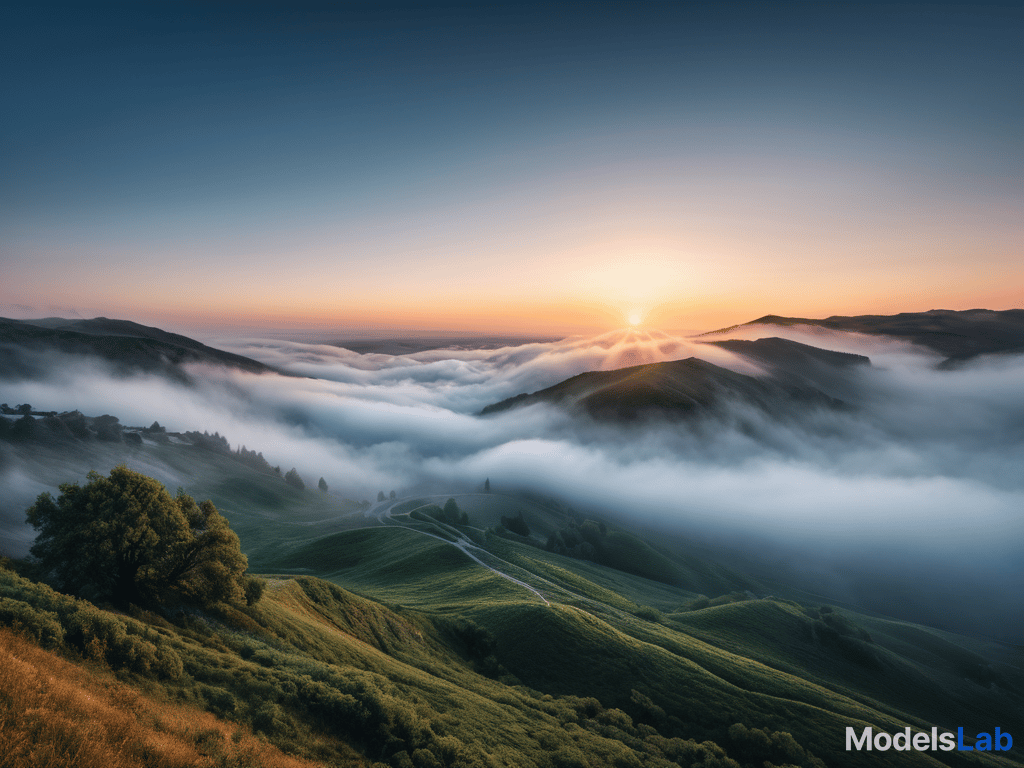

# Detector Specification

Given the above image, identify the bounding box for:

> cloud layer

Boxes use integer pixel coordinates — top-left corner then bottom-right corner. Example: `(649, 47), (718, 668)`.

(2, 326), (1022, 639)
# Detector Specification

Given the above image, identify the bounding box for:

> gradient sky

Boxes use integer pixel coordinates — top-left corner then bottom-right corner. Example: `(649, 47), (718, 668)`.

(2, 2), (1021, 335)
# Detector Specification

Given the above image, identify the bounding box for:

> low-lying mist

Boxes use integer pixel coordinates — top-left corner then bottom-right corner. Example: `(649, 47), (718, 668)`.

(2, 326), (1022, 640)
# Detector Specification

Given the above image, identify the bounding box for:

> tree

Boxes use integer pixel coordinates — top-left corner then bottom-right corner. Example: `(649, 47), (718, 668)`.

(318, 477), (328, 493)
(484, 477), (490, 493)
(25, 466), (257, 609)
(443, 497), (468, 525)
(389, 490), (396, 500)
(377, 491), (386, 502)
(285, 467), (305, 490)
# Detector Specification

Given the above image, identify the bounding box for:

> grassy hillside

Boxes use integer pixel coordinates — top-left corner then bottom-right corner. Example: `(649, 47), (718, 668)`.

(0, 626), (319, 768)
(259, 513), (1023, 768)
(3, 516), (1023, 768)
(3, 440), (1022, 767)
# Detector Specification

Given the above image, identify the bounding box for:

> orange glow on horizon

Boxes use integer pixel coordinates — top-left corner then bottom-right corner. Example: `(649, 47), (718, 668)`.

(29, 288), (1024, 340)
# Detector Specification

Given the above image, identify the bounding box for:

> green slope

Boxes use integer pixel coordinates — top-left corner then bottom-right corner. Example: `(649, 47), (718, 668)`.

(4, 437), (1021, 768)
(259, 514), (1023, 768)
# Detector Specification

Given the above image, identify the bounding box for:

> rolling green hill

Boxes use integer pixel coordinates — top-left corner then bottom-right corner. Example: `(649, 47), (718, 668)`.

(256, 501), (1024, 768)
(2, 434), (1021, 767)
(4, 514), (1022, 768)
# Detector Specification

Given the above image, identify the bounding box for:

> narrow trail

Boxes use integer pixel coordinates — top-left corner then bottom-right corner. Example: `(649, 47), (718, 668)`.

(396, 525), (551, 606)
(371, 495), (552, 605)
(302, 494), (634, 621)
(372, 498), (640, 621)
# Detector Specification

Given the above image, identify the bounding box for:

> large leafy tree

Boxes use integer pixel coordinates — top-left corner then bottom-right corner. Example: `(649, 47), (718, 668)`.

(26, 465), (256, 609)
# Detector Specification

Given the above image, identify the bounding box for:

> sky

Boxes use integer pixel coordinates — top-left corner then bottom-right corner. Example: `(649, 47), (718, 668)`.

(2, 1), (1022, 335)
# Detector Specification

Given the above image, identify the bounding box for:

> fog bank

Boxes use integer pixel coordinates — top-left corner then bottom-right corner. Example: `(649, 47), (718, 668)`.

(3, 327), (1022, 639)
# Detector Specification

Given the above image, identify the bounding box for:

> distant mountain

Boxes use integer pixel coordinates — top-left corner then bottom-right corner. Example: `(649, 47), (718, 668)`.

(0, 317), (280, 381)
(333, 335), (559, 355)
(706, 309), (1024, 364)
(481, 357), (845, 422)
(701, 337), (870, 400)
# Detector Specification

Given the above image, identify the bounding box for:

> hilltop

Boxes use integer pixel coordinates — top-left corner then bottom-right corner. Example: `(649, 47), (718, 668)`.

(480, 356), (846, 422)
(0, 316), (281, 382)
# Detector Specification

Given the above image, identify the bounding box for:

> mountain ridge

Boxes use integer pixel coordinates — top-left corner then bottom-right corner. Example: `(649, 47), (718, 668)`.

(702, 309), (1024, 363)
(0, 316), (283, 381)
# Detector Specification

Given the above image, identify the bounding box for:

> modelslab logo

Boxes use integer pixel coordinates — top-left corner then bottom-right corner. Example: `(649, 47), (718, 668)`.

(846, 727), (1012, 753)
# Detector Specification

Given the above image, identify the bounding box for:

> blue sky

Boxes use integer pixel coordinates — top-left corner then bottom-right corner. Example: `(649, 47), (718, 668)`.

(2, 2), (1021, 332)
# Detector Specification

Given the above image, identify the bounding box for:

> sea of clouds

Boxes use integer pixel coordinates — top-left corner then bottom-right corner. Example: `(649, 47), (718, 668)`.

(2, 325), (1022, 638)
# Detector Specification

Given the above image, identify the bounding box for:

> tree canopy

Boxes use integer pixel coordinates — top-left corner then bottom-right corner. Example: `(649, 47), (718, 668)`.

(285, 467), (305, 489)
(26, 466), (258, 609)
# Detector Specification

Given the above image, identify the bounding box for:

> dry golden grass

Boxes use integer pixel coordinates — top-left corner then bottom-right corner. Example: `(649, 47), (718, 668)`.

(0, 627), (328, 768)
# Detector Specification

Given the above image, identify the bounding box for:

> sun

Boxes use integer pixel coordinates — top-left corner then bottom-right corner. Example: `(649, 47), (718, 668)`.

(626, 309), (644, 327)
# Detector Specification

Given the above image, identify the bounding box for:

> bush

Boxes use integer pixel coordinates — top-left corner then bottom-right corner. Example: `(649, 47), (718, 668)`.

(0, 597), (65, 647)
(244, 576), (267, 606)
(634, 606), (662, 622)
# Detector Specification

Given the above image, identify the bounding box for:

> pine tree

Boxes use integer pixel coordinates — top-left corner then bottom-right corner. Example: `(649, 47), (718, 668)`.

(285, 468), (305, 490)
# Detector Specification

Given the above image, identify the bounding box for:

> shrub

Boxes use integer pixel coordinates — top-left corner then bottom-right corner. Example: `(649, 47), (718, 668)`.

(634, 606), (662, 623)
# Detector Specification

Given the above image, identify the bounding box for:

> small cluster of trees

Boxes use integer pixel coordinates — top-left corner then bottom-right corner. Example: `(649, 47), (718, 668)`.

(0, 408), (130, 444)
(501, 510), (531, 538)
(1, 403), (40, 416)
(234, 445), (279, 474)
(285, 467), (305, 489)
(546, 518), (606, 559)
(183, 430), (231, 454)
(436, 498), (469, 526)
(25, 466), (262, 610)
